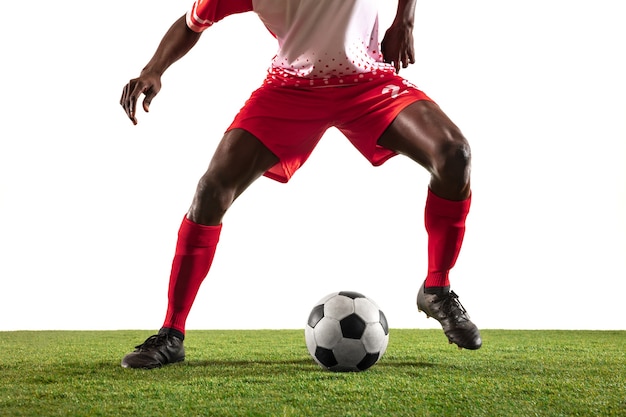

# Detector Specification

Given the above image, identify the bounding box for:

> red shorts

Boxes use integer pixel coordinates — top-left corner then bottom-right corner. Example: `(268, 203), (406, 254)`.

(227, 73), (432, 183)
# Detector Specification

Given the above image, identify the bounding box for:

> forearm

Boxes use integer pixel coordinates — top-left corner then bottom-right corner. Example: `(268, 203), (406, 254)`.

(142, 15), (202, 76)
(392, 0), (417, 27)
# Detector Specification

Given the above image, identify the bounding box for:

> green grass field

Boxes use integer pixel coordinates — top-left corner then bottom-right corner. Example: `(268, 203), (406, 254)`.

(1, 330), (624, 416)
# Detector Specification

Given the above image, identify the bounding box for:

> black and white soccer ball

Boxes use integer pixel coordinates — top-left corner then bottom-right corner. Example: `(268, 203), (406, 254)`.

(305, 291), (389, 372)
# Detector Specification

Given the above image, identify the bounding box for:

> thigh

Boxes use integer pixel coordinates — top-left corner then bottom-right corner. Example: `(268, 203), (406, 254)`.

(189, 128), (278, 224)
(377, 100), (466, 172)
(204, 128), (280, 200)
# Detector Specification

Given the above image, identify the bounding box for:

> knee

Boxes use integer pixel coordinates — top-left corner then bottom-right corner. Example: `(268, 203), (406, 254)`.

(433, 134), (471, 184)
(188, 175), (235, 225)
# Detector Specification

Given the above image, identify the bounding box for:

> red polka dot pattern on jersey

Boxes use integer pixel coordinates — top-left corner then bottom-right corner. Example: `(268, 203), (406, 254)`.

(265, 67), (395, 88)
(265, 35), (396, 88)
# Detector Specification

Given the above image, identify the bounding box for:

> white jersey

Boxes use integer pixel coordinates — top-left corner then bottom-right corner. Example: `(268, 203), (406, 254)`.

(186, 0), (396, 86)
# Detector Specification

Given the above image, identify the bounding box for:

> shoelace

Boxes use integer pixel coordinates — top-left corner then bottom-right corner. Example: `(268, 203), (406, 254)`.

(135, 333), (169, 350)
(441, 291), (471, 322)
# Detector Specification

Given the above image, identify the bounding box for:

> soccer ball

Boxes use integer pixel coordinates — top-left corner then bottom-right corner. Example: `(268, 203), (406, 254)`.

(305, 291), (389, 372)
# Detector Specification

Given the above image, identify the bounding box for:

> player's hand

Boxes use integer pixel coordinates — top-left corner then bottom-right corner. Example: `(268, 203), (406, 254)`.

(381, 23), (415, 73)
(120, 72), (162, 125)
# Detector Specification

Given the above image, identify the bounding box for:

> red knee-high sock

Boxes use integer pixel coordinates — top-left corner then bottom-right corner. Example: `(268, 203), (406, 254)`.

(424, 189), (471, 289)
(162, 217), (222, 335)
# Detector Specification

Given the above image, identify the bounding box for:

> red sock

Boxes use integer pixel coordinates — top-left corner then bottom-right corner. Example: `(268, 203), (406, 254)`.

(424, 189), (471, 289)
(162, 217), (222, 335)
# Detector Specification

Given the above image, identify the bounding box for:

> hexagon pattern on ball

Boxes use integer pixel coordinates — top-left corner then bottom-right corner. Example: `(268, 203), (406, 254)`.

(304, 291), (389, 372)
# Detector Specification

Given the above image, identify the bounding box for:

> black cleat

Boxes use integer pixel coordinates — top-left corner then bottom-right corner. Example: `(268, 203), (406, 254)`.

(121, 330), (185, 369)
(417, 283), (482, 350)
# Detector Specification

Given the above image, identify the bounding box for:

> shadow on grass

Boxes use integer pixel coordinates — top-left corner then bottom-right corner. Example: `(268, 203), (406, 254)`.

(377, 361), (437, 369)
(186, 358), (313, 368)
(181, 358), (438, 373)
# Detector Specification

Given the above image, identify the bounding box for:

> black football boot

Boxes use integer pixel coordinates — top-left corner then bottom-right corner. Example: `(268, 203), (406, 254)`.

(417, 283), (482, 350)
(121, 329), (185, 369)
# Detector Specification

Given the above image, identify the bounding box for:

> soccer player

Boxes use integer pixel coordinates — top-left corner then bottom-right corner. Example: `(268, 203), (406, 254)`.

(120, 0), (481, 369)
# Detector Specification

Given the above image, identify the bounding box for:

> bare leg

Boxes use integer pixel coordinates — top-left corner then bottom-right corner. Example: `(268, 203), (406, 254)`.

(162, 128), (279, 332)
(188, 128), (280, 225)
(120, 129), (280, 369)
(378, 100), (471, 200)
(378, 100), (481, 350)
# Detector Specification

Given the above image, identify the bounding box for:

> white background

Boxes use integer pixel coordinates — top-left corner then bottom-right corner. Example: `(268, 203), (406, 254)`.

(1, 0), (624, 332)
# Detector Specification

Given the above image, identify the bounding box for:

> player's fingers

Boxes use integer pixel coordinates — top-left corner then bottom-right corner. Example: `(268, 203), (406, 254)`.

(393, 55), (401, 73)
(401, 46), (412, 69)
(380, 39), (400, 72)
(122, 80), (142, 125)
(128, 84), (140, 125)
(120, 82), (137, 125)
(407, 45), (416, 66)
(142, 89), (157, 113)
(380, 38), (389, 60)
